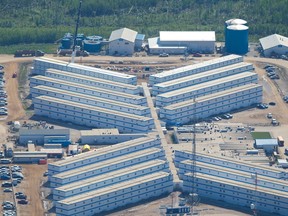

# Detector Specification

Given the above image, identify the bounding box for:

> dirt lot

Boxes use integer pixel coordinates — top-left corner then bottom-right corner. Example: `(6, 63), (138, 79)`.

(0, 54), (288, 216)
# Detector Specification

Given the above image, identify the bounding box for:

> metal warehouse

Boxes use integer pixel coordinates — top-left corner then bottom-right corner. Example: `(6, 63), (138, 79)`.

(149, 54), (243, 85)
(259, 34), (288, 57)
(175, 150), (288, 216)
(148, 31), (216, 55)
(152, 62), (254, 95)
(80, 129), (146, 145)
(48, 136), (161, 174)
(53, 159), (168, 200)
(108, 28), (138, 56)
(155, 72), (258, 107)
(44, 68), (140, 95)
(31, 86), (150, 117)
(30, 76), (147, 105)
(19, 128), (70, 145)
(13, 152), (47, 164)
(160, 84), (262, 125)
(33, 96), (154, 133)
(32, 57), (137, 85)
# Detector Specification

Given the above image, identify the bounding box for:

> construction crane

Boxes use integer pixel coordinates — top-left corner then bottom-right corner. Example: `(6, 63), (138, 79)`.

(71, 0), (83, 63)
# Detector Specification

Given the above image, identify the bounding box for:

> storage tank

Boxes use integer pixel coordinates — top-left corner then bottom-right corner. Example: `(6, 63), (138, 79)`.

(61, 38), (72, 49)
(225, 24), (249, 55)
(225, 18), (247, 27)
(82, 144), (90, 152)
(83, 40), (101, 53)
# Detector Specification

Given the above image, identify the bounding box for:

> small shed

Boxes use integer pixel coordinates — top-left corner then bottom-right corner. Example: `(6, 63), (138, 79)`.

(135, 34), (145, 51)
(255, 139), (278, 154)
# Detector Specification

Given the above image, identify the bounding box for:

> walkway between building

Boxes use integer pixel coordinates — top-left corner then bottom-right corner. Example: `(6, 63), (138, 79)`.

(142, 82), (181, 188)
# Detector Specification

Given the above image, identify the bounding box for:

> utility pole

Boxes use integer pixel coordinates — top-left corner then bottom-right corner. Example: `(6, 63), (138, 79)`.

(188, 96), (199, 214)
(71, 0), (82, 63)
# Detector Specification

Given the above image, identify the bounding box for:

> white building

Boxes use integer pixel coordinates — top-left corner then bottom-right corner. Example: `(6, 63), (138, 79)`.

(156, 72), (258, 107)
(160, 84), (262, 125)
(175, 150), (288, 216)
(148, 31), (216, 55)
(255, 139), (278, 154)
(109, 28), (138, 56)
(33, 96), (154, 134)
(149, 54), (243, 85)
(32, 57), (137, 85)
(30, 76), (147, 105)
(45, 68), (140, 95)
(259, 34), (288, 57)
(152, 62), (254, 96)
(80, 129), (146, 145)
(31, 86), (150, 117)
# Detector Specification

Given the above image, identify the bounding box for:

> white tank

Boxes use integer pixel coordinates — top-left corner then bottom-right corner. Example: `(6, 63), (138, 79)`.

(225, 18), (247, 26)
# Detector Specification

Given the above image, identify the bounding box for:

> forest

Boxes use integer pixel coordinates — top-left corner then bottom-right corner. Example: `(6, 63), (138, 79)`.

(0, 0), (287, 52)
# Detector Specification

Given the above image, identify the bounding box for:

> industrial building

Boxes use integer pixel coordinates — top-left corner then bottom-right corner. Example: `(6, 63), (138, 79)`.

(152, 62), (254, 95)
(108, 28), (138, 56)
(259, 34), (288, 57)
(31, 86), (150, 117)
(175, 150), (288, 216)
(148, 31), (216, 55)
(135, 34), (145, 51)
(12, 152), (47, 164)
(18, 128), (70, 145)
(44, 68), (140, 95)
(33, 96), (154, 133)
(155, 72), (258, 107)
(160, 84), (262, 125)
(149, 54), (243, 85)
(32, 57), (137, 85)
(80, 129), (146, 145)
(30, 76), (147, 106)
(48, 134), (173, 215)
(255, 139), (278, 154)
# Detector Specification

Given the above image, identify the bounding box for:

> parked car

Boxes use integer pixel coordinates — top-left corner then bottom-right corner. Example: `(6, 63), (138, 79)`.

(16, 194), (27, 199)
(159, 53), (169, 57)
(1, 182), (12, 187)
(3, 188), (12, 193)
(2, 201), (13, 206)
(43, 171), (48, 177)
(17, 199), (28, 205)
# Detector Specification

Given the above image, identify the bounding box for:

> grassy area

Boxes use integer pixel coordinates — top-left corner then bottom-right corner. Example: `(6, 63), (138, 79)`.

(251, 132), (272, 139)
(0, 43), (58, 55)
(18, 62), (32, 111)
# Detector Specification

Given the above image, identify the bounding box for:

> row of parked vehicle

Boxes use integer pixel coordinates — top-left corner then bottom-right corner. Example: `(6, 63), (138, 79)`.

(0, 70), (8, 116)
(264, 64), (280, 80)
(211, 113), (233, 121)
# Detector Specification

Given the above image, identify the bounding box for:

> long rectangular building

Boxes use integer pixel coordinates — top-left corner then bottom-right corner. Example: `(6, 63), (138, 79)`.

(32, 57), (137, 85)
(50, 148), (165, 188)
(53, 159), (168, 200)
(45, 68), (140, 95)
(160, 84), (262, 125)
(149, 54), (243, 85)
(152, 62), (254, 95)
(48, 136), (161, 174)
(30, 76), (146, 105)
(55, 172), (173, 216)
(156, 72), (258, 107)
(34, 96), (154, 133)
(31, 86), (150, 117)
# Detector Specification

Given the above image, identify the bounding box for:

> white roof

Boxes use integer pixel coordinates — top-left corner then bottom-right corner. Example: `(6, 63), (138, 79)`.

(109, 28), (138, 43)
(159, 31), (216, 42)
(259, 34), (288, 50)
(148, 37), (186, 49)
(225, 18), (247, 26)
(227, 24), (249, 31)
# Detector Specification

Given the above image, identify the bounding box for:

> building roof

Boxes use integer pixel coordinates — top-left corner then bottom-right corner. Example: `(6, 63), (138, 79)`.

(136, 34), (145, 40)
(148, 37), (187, 49)
(259, 34), (288, 50)
(19, 128), (70, 136)
(255, 139), (278, 146)
(159, 31), (216, 42)
(80, 128), (119, 136)
(40, 148), (63, 154)
(109, 28), (138, 43)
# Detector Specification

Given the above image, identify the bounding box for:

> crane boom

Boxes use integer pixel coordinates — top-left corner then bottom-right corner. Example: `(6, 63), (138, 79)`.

(71, 0), (82, 63)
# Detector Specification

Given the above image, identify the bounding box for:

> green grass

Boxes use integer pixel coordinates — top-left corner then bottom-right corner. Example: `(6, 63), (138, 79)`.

(251, 132), (272, 139)
(0, 43), (58, 55)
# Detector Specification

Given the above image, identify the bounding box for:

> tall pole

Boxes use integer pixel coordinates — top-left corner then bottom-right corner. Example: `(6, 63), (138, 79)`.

(71, 0), (82, 63)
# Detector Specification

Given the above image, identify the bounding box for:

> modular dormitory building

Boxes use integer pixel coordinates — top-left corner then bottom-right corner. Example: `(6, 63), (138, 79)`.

(152, 62), (254, 96)
(44, 68), (140, 95)
(155, 72), (258, 107)
(30, 76), (146, 106)
(31, 86), (151, 117)
(32, 57), (137, 85)
(175, 150), (288, 215)
(149, 54), (243, 85)
(160, 84), (262, 125)
(55, 172), (173, 216)
(33, 96), (154, 133)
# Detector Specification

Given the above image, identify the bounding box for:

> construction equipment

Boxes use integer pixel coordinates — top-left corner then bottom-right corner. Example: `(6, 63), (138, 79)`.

(14, 50), (45, 57)
(71, 0), (83, 63)
(58, 49), (89, 57)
